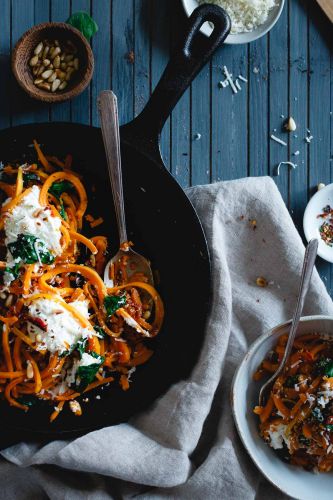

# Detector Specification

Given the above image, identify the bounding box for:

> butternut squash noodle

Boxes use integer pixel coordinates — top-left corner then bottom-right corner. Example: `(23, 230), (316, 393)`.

(0, 141), (164, 421)
(254, 333), (333, 472)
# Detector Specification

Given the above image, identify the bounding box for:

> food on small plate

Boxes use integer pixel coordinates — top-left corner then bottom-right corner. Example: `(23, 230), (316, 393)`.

(253, 333), (333, 472)
(198, 0), (277, 34)
(0, 142), (164, 421)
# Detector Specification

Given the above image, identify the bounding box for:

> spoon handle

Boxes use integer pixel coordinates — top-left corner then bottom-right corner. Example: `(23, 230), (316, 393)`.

(259, 238), (318, 405)
(98, 90), (128, 244)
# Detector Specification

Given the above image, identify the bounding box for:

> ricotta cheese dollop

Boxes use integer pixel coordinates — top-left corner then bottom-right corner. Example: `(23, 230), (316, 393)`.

(27, 298), (91, 355)
(3, 185), (62, 284)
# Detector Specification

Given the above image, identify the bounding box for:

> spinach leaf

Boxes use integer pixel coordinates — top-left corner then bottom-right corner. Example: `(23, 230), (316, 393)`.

(59, 199), (67, 221)
(285, 375), (299, 388)
(76, 352), (105, 391)
(312, 407), (324, 422)
(23, 172), (39, 187)
(66, 12), (98, 41)
(94, 325), (106, 338)
(104, 294), (126, 317)
(5, 262), (20, 280)
(17, 396), (36, 407)
(299, 435), (310, 446)
(48, 180), (74, 199)
(315, 357), (333, 377)
(76, 337), (88, 357)
(326, 424), (333, 432)
(8, 234), (54, 265)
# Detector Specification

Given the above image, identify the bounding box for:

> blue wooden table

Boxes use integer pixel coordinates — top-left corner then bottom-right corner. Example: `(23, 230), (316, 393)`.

(0, 0), (332, 290)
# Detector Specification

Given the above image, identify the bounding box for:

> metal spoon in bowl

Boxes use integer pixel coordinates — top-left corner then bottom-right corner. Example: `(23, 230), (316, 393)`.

(258, 238), (318, 407)
(98, 90), (154, 290)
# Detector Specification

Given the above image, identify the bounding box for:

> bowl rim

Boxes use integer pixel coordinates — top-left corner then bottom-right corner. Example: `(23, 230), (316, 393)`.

(231, 315), (333, 498)
(303, 183), (333, 263)
(11, 21), (94, 103)
(181, 0), (285, 44)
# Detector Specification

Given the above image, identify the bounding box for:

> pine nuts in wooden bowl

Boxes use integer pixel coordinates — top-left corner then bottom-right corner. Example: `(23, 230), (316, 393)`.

(12, 22), (94, 103)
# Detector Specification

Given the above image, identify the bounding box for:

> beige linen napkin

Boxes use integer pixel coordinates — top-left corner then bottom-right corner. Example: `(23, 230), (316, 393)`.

(0, 176), (332, 500)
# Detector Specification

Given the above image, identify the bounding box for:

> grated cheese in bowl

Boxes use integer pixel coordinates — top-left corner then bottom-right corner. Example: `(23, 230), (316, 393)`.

(198, 0), (277, 34)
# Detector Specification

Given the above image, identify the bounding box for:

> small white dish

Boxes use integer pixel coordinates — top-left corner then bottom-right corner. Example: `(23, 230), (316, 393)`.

(303, 183), (333, 263)
(181, 0), (285, 44)
(231, 316), (333, 500)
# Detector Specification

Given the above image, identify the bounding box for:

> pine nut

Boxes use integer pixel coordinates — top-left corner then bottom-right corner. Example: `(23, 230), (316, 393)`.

(51, 79), (61, 92)
(34, 78), (44, 85)
(37, 65), (45, 76)
(29, 55), (39, 66)
(65, 68), (74, 81)
(60, 62), (67, 70)
(65, 54), (74, 62)
(42, 46), (49, 59)
(26, 360), (34, 379)
(37, 81), (51, 91)
(47, 72), (57, 83)
(43, 58), (50, 67)
(59, 81), (67, 90)
(51, 47), (61, 59)
(73, 58), (79, 70)
(53, 55), (60, 68)
(34, 42), (43, 55)
(5, 294), (13, 307)
(41, 69), (53, 79)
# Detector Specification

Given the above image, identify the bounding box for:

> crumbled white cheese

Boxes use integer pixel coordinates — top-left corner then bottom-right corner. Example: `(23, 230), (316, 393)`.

(3, 185), (62, 284)
(267, 423), (290, 450)
(79, 352), (100, 367)
(199, 0), (277, 34)
(27, 298), (91, 354)
(306, 393), (316, 405)
(276, 161), (297, 176)
(270, 134), (287, 147)
(4, 185), (62, 257)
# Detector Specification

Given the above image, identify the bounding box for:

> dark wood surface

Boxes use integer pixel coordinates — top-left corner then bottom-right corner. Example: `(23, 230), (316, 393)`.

(0, 0), (332, 291)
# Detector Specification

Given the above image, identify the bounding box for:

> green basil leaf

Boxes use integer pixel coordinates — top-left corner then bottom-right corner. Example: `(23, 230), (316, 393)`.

(59, 199), (67, 221)
(5, 262), (21, 280)
(48, 180), (74, 200)
(66, 11), (98, 41)
(76, 352), (105, 391)
(8, 233), (54, 265)
(23, 172), (39, 187)
(104, 294), (126, 317)
(326, 424), (333, 432)
(93, 325), (106, 338)
(76, 337), (88, 358)
(315, 357), (333, 377)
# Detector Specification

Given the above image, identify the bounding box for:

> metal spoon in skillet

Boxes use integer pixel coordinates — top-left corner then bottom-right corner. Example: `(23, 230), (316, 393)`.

(98, 90), (154, 296)
(258, 238), (319, 406)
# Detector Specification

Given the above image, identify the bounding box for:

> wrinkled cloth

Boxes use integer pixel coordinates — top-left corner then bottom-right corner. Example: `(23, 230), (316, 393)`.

(1, 177), (332, 500)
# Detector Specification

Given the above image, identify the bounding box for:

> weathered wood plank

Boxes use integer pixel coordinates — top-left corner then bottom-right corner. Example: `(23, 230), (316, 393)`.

(71, 0), (91, 125)
(170, 1), (190, 188)
(150, 0), (171, 169)
(90, 0), (111, 126)
(248, 37), (269, 177)
(211, 44), (248, 182)
(191, 61), (211, 185)
(11, 0), (35, 125)
(269, 5), (289, 204)
(0, 0), (11, 129)
(308, 1), (332, 293)
(50, 0), (71, 122)
(133, 0), (150, 118)
(111, 0), (134, 125)
(289, 0), (309, 233)
(33, 0), (50, 123)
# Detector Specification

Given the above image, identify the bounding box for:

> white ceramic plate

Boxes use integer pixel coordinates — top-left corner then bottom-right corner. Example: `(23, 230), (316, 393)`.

(231, 316), (333, 500)
(303, 184), (333, 263)
(181, 0), (285, 44)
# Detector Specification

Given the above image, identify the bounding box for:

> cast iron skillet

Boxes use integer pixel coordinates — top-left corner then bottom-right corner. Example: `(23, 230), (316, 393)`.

(0, 5), (230, 447)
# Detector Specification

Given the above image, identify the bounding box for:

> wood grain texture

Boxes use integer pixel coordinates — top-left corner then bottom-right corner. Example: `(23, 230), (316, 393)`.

(0, 0), (332, 293)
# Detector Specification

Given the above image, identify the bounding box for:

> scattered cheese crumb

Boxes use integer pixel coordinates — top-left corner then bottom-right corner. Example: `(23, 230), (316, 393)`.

(276, 161), (297, 176)
(270, 134), (287, 147)
(238, 74), (248, 83)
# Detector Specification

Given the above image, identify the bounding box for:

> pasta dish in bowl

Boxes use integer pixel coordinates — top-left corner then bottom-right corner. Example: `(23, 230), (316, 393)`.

(0, 141), (164, 422)
(231, 317), (333, 500)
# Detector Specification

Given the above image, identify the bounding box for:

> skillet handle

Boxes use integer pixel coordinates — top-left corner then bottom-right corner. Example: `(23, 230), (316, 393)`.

(121, 4), (231, 160)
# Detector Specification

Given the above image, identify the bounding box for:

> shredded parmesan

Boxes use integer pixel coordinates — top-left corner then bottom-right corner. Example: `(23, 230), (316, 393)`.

(276, 161), (297, 176)
(199, 0), (277, 34)
(270, 135), (287, 147)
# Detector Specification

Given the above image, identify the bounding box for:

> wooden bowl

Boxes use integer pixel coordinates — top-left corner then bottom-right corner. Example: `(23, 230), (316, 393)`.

(12, 22), (94, 103)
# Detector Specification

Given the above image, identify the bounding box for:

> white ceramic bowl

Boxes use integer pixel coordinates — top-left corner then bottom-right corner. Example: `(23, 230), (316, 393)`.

(303, 184), (333, 263)
(231, 316), (333, 500)
(181, 0), (285, 44)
